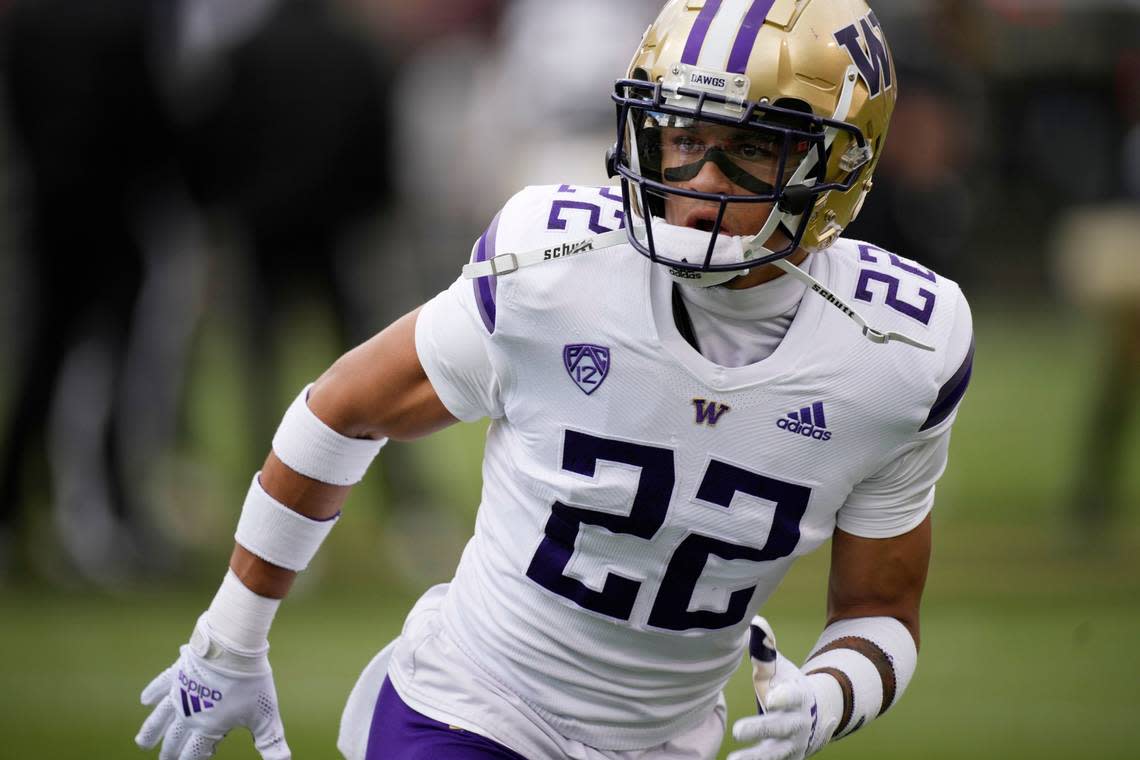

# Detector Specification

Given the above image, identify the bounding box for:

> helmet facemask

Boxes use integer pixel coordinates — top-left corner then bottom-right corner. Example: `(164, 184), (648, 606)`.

(611, 77), (870, 287)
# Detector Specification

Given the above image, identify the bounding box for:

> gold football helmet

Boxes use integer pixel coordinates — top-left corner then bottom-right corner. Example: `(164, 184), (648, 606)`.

(608, 0), (897, 286)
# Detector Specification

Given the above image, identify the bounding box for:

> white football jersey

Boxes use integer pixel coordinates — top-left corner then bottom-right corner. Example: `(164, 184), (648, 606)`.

(394, 184), (973, 752)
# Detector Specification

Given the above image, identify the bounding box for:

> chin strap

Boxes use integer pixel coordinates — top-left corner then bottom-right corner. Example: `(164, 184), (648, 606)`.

(772, 258), (935, 351)
(461, 229), (935, 353)
(461, 229), (628, 280)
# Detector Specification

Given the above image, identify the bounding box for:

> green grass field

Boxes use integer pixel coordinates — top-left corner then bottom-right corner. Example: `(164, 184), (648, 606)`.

(3, 303), (1138, 759)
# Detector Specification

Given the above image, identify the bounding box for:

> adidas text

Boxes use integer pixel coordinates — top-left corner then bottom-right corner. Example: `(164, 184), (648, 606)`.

(179, 670), (224, 702)
(776, 418), (833, 441)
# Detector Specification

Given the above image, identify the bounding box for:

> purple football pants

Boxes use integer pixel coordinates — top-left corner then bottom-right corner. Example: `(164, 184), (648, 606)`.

(365, 677), (530, 759)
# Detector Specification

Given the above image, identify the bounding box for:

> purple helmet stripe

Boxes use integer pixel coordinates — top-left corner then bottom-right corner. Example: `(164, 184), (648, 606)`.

(812, 402), (827, 428)
(920, 337), (975, 431)
(681, 0), (725, 65)
(470, 210), (504, 334)
(726, 0), (776, 73)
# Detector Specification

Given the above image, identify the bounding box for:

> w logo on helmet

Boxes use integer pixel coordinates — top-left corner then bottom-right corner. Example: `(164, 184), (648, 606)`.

(834, 10), (893, 99)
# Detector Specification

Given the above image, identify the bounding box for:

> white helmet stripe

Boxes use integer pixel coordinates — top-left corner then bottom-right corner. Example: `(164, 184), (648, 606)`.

(696, 0), (757, 70)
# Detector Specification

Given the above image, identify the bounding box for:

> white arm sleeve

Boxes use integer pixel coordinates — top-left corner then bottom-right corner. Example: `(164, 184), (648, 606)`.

(415, 276), (505, 422)
(838, 287), (973, 539)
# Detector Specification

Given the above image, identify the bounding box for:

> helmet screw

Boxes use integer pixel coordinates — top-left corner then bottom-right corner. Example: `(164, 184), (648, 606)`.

(863, 180), (874, 192)
(734, 77), (746, 87)
(671, 66), (681, 75)
(825, 210), (837, 223)
(848, 72), (857, 82)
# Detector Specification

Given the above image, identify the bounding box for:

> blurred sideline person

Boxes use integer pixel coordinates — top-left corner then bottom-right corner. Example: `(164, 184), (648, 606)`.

(0, 0), (399, 581)
(1056, 58), (1140, 534)
(0, 0), (171, 579)
(135, 2), (974, 759)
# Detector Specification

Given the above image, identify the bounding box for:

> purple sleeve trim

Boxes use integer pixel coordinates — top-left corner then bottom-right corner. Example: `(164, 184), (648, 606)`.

(471, 210), (504, 334)
(727, 0), (776, 73)
(920, 336), (974, 431)
(681, 0), (723, 65)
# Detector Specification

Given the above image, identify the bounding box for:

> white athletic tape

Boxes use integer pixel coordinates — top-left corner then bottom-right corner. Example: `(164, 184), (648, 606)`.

(272, 385), (386, 486)
(234, 473), (338, 572)
(203, 570), (281, 655)
(803, 616), (917, 741)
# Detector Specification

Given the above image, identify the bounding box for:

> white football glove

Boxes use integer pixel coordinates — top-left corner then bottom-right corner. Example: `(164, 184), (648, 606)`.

(135, 616), (291, 760)
(727, 616), (838, 760)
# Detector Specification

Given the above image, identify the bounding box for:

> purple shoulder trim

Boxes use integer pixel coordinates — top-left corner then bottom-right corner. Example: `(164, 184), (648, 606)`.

(470, 210), (504, 334)
(920, 336), (974, 431)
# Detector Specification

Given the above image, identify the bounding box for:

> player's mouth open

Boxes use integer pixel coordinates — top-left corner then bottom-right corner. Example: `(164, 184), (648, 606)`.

(684, 213), (731, 236)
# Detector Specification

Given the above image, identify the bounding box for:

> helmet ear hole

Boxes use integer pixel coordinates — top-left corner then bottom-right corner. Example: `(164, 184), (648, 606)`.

(770, 98), (812, 115)
(631, 67), (651, 82)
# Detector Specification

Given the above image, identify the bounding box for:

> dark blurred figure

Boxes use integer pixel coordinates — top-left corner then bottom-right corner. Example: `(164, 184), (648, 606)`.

(844, 1), (986, 286)
(0, 0), (396, 582)
(0, 0), (169, 580)
(171, 0), (393, 443)
(1055, 51), (1140, 536)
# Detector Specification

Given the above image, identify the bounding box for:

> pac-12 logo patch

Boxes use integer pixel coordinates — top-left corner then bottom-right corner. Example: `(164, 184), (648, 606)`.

(564, 344), (610, 395)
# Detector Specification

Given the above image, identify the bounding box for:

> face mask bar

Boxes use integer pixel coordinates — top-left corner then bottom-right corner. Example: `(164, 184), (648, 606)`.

(609, 78), (870, 273)
(633, 175), (813, 273)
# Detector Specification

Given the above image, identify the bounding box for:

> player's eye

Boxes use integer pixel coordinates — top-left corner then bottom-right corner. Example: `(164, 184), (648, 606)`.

(672, 134), (706, 154)
(729, 140), (776, 161)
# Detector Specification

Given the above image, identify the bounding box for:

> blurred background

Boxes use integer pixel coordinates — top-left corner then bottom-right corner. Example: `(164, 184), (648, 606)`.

(0, 0), (1137, 758)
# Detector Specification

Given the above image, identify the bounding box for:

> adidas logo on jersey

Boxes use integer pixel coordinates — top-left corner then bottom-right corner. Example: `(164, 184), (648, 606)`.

(776, 402), (832, 442)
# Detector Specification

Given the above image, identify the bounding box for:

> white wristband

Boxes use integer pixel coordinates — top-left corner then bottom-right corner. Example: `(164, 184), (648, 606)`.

(803, 616), (917, 743)
(203, 570), (281, 655)
(234, 473), (338, 572)
(272, 384), (386, 486)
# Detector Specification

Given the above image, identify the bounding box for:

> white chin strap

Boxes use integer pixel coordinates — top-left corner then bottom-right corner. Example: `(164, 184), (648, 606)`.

(772, 258), (935, 351)
(461, 228), (934, 352)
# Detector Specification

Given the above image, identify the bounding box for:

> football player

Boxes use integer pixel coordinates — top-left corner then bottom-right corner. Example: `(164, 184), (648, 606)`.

(135, 1), (973, 759)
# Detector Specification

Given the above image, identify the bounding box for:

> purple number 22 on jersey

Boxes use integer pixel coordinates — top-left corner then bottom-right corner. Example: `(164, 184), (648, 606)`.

(854, 243), (937, 325)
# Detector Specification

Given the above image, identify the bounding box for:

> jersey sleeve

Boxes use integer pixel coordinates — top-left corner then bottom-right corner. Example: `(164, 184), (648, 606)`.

(837, 286), (974, 538)
(414, 275), (507, 422)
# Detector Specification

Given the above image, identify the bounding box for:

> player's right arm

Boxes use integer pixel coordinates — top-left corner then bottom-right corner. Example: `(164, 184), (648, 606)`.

(222, 307), (459, 600)
(135, 306), (470, 760)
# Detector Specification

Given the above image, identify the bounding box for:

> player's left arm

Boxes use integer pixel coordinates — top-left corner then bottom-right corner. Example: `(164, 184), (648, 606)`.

(827, 517), (930, 647)
(729, 523), (930, 760)
(731, 289), (973, 760)
(799, 516), (931, 745)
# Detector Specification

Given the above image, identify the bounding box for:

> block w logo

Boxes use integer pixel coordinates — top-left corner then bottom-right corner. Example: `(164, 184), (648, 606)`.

(834, 10), (894, 99)
(693, 398), (730, 426)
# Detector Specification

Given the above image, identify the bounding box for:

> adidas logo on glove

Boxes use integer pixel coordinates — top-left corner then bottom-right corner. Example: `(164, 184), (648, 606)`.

(179, 670), (222, 716)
